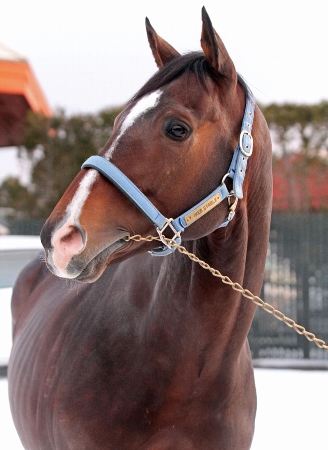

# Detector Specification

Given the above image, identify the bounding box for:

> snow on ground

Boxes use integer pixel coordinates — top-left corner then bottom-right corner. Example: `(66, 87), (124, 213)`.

(0, 288), (13, 366)
(1, 368), (327, 449)
(0, 378), (24, 449)
(252, 369), (328, 449)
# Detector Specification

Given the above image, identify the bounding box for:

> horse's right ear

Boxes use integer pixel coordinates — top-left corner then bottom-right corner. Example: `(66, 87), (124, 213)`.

(146, 18), (180, 68)
(200, 7), (237, 85)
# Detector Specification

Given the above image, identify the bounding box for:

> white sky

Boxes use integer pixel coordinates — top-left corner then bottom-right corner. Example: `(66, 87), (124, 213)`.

(2, 0), (328, 113)
(1, 0), (328, 181)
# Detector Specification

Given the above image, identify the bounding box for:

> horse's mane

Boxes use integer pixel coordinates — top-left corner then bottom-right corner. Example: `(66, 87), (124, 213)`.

(132, 51), (247, 102)
(132, 52), (218, 101)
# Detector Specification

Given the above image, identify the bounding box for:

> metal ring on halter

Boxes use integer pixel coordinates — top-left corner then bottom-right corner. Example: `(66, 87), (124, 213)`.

(220, 172), (231, 186)
(156, 218), (181, 249)
(239, 130), (253, 157)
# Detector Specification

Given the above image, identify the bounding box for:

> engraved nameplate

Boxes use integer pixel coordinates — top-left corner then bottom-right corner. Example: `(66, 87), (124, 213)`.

(184, 193), (222, 226)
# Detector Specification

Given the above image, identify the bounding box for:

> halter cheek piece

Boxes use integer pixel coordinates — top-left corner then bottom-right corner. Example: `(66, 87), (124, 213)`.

(82, 83), (255, 256)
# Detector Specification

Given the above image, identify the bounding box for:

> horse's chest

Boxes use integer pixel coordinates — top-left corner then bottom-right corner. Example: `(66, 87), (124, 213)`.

(10, 313), (177, 446)
(10, 272), (255, 449)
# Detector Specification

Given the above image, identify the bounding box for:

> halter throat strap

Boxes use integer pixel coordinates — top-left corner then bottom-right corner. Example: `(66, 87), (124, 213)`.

(82, 83), (255, 256)
(82, 155), (230, 255)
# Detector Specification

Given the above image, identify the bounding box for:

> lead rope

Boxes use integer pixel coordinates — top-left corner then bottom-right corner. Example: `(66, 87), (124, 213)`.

(125, 234), (328, 352)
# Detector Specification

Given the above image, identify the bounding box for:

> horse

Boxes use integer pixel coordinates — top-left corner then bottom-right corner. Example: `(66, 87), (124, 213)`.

(8, 7), (272, 449)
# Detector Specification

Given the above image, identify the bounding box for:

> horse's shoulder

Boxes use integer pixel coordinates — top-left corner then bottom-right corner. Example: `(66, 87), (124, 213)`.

(11, 256), (49, 327)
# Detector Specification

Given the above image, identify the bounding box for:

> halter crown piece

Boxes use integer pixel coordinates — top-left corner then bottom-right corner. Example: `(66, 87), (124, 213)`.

(82, 81), (255, 256)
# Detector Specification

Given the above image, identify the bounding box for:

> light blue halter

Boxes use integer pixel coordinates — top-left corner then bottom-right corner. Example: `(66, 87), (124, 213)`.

(82, 83), (255, 256)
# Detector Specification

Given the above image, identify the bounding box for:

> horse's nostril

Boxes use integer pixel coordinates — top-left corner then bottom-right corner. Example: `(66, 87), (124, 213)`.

(60, 226), (81, 244)
(51, 222), (86, 262)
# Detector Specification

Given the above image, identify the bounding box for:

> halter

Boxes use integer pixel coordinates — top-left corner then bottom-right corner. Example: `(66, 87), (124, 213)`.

(82, 82), (255, 256)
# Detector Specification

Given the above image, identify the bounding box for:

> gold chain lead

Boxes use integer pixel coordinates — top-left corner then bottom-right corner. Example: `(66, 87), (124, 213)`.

(126, 234), (328, 352)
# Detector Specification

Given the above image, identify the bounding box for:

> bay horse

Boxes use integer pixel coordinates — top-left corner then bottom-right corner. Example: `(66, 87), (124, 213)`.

(8, 8), (272, 450)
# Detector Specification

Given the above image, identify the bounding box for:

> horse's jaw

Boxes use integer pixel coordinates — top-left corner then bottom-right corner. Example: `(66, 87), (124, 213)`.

(45, 236), (128, 283)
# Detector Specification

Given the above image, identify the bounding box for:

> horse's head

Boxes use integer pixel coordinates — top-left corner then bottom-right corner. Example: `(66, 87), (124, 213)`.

(41, 8), (271, 282)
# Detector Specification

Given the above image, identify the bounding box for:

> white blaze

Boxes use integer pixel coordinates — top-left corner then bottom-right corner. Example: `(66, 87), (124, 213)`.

(66, 170), (98, 223)
(105, 89), (162, 159)
(52, 170), (98, 245)
(57, 90), (162, 231)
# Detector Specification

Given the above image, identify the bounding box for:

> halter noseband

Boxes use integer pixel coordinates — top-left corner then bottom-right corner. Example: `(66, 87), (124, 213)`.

(82, 83), (255, 256)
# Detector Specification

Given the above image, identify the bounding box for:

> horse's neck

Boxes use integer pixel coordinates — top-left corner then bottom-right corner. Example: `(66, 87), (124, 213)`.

(157, 220), (253, 358)
(192, 206), (249, 282)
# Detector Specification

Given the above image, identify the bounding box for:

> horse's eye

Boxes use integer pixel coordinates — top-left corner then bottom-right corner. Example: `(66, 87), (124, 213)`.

(165, 121), (191, 141)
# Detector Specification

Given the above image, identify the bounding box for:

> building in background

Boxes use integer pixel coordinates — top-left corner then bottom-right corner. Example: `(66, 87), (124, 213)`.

(0, 43), (51, 147)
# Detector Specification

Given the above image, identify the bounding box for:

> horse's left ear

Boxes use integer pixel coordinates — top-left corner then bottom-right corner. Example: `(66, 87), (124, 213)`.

(200, 7), (237, 85)
(146, 18), (180, 68)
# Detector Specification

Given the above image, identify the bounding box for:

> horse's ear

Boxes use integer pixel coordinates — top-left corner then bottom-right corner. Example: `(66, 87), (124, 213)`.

(200, 7), (237, 85)
(145, 18), (180, 68)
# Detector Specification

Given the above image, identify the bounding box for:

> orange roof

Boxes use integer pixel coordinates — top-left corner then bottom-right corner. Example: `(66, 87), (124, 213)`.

(0, 43), (51, 147)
